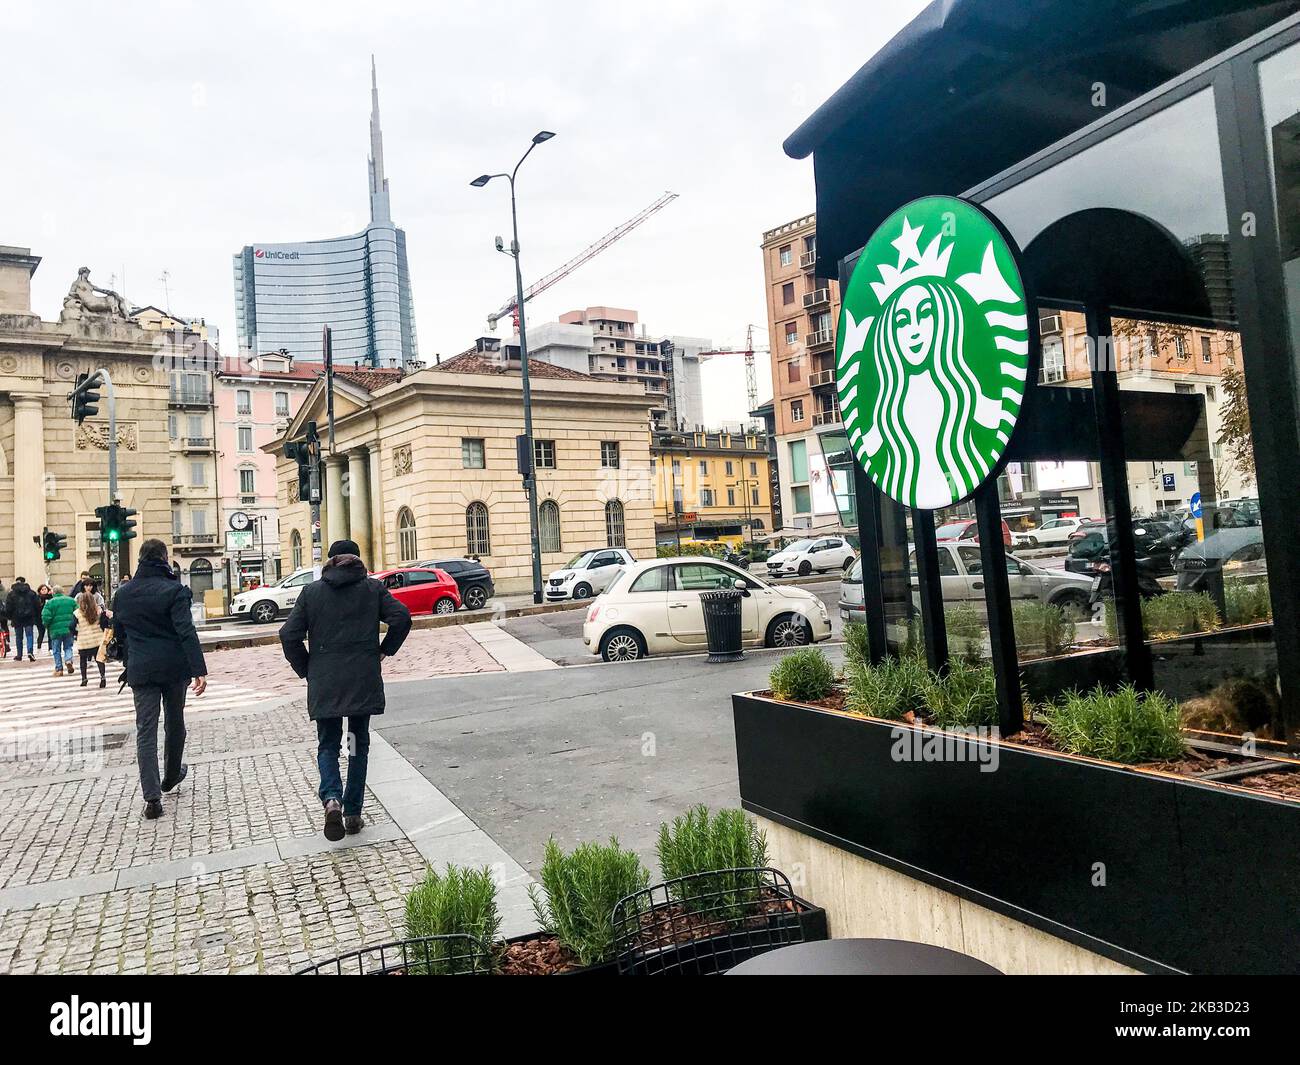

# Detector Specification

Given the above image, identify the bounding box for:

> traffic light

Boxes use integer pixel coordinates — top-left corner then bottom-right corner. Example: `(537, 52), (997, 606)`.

(71, 371), (102, 424)
(96, 504), (138, 544)
(285, 441), (311, 500)
(42, 528), (67, 562)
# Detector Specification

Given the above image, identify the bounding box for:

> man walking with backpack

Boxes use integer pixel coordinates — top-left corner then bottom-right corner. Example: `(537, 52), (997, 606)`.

(279, 539), (411, 841)
(111, 539), (208, 819)
(5, 577), (42, 663)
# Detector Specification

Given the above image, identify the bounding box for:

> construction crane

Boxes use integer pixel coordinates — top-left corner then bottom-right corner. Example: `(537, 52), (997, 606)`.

(487, 191), (679, 331)
(700, 324), (770, 420)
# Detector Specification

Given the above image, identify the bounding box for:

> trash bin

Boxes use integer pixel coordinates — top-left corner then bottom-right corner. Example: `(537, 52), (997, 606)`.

(700, 588), (745, 663)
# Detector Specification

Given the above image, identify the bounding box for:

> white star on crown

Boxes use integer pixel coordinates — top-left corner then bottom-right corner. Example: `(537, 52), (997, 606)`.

(870, 215), (954, 303)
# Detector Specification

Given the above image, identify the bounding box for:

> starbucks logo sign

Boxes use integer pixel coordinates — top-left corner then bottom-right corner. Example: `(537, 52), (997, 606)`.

(836, 196), (1031, 510)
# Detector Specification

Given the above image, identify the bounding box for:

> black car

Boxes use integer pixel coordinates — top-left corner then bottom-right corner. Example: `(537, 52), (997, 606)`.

(1064, 523), (1182, 577)
(418, 558), (495, 610)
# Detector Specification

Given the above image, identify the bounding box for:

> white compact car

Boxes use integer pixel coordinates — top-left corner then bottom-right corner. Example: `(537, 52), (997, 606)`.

(230, 567), (316, 624)
(1012, 516), (1096, 549)
(765, 536), (856, 578)
(582, 558), (833, 662)
(545, 548), (635, 601)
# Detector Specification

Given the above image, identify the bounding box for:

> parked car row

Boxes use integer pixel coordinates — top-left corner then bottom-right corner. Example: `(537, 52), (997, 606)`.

(230, 557), (496, 622)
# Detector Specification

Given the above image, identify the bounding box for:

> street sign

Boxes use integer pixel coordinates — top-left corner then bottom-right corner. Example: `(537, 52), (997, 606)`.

(677, 511), (698, 523)
(1161, 473), (1176, 491)
(225, 530), (254, 551)
(1189, 492), (1203, 519)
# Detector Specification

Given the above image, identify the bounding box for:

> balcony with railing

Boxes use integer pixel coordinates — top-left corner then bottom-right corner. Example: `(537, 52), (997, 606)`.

(799, 250), (817, 269)
(809, 368), (836, 389)
(181, 437), (214, 451)
(805, 328), (835, 351)
(174, 532), (218, 547)
(169, 387), (213, 407)
(813, 406), (842, 427)
(802, 288), (831, 309)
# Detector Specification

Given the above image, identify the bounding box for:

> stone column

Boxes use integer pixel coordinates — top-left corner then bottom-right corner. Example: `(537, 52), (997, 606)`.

(347, 449), (372, 567)
(11, 393), (48, 580)
(325, 454), (348, 547)
(368, 446), (385, 570)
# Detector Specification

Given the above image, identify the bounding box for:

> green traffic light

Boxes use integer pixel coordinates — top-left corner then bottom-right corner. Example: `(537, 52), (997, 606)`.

(107, 530), (120, 542)
(44, 551), (55, 561)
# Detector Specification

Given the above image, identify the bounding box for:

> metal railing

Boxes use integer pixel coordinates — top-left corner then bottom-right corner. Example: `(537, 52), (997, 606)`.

(802, 288), (830, 308)
(813, 408), (842, 426)
(805, 328), (834, 349)
(809, 369), (835, 388)
(799, 250), (817, 268)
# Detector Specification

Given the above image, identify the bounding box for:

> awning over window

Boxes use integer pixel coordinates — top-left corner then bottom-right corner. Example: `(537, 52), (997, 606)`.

(786, 0), (1300, 275)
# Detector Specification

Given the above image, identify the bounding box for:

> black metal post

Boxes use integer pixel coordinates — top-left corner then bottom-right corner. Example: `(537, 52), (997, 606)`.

(1086, 304), (1153, 691)
(851, 460), (888, 663)
(912, 508), (949, 674)
(974, 481), (1023, 734)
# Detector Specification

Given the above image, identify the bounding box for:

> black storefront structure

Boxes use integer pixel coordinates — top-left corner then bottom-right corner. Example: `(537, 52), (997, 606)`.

(734, 2), (1300, 973)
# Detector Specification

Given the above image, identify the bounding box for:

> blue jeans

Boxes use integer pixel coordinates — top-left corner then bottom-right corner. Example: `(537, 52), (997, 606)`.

(50, 633), (74, 670)
(11, 625), (34, 657)
(316, 716), (371, 817)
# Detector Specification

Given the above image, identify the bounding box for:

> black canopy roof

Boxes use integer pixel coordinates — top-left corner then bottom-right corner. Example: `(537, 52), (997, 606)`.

(787, 0), (1300, 276)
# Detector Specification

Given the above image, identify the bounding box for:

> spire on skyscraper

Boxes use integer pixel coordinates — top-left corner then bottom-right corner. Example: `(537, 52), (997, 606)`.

(368, 54), (391, 223)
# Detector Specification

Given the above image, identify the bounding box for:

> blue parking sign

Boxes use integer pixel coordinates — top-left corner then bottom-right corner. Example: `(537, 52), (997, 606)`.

(1162, 473), (1176, 491)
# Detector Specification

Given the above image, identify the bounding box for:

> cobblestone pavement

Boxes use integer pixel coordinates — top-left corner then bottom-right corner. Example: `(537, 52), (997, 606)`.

(0, 622), (545, 974)
(203, 625), (504, 695)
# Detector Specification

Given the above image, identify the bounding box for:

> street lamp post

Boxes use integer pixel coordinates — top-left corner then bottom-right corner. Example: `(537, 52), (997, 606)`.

(472, 131), (556, 605)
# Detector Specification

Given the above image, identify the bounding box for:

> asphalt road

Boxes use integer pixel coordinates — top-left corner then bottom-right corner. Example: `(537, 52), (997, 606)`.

(500, 578), (846, 664)
(379, 644), (845, 877)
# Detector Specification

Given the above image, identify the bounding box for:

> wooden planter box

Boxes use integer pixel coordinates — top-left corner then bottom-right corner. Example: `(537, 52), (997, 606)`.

(733, 691), (1300, 975)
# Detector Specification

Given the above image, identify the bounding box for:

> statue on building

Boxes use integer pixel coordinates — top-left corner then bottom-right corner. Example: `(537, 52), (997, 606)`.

(59, 267), (133, 323)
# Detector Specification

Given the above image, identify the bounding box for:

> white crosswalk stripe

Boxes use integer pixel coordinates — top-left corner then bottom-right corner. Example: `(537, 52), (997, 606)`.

(0, 659), (275, 740)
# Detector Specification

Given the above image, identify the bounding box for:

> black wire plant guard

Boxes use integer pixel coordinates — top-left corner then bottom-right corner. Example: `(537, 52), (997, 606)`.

(296, 933), (493, 975)
(612, 867), (809, 975)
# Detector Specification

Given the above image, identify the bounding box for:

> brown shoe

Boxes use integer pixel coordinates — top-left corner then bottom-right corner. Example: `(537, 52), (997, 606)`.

(52, 667), (63, 677)
(323, 799), (344, 842)
(344, 815), (364, 835)
(65, 664), (75, 676)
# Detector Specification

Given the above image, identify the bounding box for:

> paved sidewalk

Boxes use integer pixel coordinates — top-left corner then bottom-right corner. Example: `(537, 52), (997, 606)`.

(0, 623), (548, 974)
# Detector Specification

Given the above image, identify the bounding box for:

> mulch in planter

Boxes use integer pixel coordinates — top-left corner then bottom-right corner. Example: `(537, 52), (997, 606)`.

(497, 934), (587, 975)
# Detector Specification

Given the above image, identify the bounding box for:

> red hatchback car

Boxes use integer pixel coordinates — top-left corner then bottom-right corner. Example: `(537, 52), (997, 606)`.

(933, 518), (1012, 549)
(371, 567), (462, 615)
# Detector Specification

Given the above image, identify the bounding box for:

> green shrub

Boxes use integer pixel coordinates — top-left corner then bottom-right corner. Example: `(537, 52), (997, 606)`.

(1041, 684), (1186, 764)
(944, 603), (985, 663)
(1013, 601), (1076, 657)
(842, 621), (871, 669)
(922, 659), (999, 729)
(844, 654), (928, 720)
(403, 864), (501, 973)
(657, 805), (769, 919)
(1225, 579), (1271, 626)
(529, 837), (650, 967)
(1143, 591), (1220, 637)
(769, 647), (836, 702)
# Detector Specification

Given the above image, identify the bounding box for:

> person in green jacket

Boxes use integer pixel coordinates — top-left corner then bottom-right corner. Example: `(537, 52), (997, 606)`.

(41, 586), (78, 677)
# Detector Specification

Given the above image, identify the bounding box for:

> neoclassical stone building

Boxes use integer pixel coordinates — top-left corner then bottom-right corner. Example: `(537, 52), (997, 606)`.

(0, 247), (174, 586)
(272, 344), (657, 591)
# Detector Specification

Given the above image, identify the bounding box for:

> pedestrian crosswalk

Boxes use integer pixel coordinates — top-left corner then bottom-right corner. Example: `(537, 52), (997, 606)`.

(0, 657), (277, 741)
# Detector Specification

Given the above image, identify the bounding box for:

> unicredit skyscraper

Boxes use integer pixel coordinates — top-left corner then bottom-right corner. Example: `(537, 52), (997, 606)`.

(233, 58), (419, 367)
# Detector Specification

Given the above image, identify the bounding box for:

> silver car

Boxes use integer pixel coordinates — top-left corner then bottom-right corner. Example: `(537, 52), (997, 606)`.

(839, 543), (1094, 622)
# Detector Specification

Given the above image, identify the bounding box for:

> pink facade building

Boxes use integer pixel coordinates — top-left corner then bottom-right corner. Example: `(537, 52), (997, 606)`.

(214, 351), (321, 588)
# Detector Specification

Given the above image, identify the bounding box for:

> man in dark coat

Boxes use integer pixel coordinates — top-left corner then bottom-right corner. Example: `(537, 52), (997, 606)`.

(111, 539), (208, 819)
(4, 577), (42, 662)
(279, 539), (412, 841)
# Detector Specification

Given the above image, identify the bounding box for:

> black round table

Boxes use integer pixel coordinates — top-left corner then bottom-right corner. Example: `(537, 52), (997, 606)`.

(726, 938), (1004, 975)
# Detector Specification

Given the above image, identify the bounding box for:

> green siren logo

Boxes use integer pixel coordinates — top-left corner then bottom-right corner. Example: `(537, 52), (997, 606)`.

(836, 196), (1030, 510)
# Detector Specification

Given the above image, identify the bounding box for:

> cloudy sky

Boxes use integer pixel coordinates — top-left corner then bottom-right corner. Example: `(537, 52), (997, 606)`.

(1, 0), (926, 424)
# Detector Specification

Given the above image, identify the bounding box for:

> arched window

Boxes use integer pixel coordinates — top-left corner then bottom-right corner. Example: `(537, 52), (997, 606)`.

(539, 500), (562, 554)
(290, 530), (302, 570)
(189, 557), (214, 594)
(605, 499), (626, 547)
(397, 507), (418, 562)
(465, 502), (491, 556)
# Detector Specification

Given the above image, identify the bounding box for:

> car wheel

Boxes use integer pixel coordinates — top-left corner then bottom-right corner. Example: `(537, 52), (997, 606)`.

(251, 600), (278, 624)
(463, 585), (487, 610)
(767, 613), (813, 648)
(573, 583), (593, 600)
(1051, 590), (1089, 621)
(434, 597), (457, 615)
(797, 560), (813, 577)
(1024, 536), (1039, 549)
(600, 626), (646, 663)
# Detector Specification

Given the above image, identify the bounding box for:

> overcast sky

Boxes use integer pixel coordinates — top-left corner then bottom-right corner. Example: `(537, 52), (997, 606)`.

(1, 0), (926, 425)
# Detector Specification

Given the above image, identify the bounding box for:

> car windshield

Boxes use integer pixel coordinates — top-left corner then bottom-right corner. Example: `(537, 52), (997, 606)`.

(604, 570), (629, 594)
(566, 551), (598, 568)
(274, 570), (309, 588)
(934, 522), (969, 539)
(782, 539), (813, 553)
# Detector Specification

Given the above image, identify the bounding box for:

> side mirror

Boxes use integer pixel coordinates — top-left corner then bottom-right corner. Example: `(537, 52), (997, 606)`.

(734, 578), (749, 593)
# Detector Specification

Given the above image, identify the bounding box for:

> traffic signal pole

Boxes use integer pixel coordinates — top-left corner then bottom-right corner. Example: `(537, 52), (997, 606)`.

(71, 367), (123, 595)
